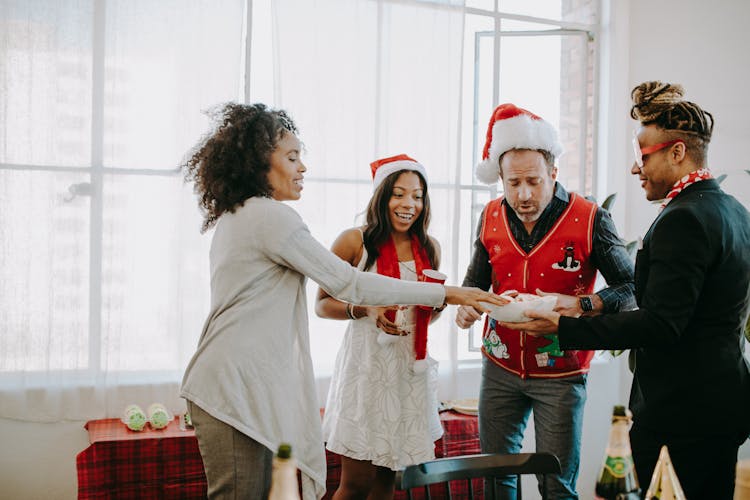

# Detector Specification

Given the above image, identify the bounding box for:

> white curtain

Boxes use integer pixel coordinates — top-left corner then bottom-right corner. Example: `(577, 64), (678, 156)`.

(0, 0), (244, 421)
(268, 0), (472, 386)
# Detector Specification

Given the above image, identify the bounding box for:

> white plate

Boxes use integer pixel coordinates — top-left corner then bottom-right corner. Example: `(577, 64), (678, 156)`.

(479, 294), (557, 323)
(447, 398), (478, 415)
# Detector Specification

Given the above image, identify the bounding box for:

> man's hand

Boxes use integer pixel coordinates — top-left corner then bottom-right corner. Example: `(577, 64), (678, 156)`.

(500, 309), (561, 336)
(455, 305), (483, 329)
(535, 289), (581, 317)
(537, 288), (602, 317)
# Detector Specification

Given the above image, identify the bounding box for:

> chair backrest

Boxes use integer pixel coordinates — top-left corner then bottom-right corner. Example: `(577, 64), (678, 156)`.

(396, 452), (562, 499)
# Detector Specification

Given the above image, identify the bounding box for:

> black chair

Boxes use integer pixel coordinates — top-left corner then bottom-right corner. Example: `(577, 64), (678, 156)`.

(395, 452), (562, 499)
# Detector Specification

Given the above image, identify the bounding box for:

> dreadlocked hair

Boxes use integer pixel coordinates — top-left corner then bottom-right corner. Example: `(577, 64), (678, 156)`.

(362, 170), (439, 272)
(183, 103), (298, 232)
(630, 81), (714, 165)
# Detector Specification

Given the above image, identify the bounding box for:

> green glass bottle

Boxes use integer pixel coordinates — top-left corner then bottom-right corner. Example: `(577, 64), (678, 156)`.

(595, 405), (641, 500)
(269, 443), (301, 500)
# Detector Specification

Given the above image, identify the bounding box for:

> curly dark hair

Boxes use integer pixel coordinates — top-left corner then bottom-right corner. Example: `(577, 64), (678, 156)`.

(630, 81), (713, 166)
(183, 103), (298, 232)
(362, 170), (439, 272)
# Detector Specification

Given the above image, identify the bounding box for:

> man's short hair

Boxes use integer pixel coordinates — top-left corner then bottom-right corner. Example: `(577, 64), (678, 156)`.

(498, 149), (556, 178)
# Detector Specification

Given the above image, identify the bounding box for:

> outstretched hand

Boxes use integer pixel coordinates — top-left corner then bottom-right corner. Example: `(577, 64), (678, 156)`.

(499, 309), (561, 336)
(535, 288), (581, 317)
(444, 286), (510, 314)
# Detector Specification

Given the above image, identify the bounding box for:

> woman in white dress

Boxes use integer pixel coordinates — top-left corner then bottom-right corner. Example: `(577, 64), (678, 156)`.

(180, 106), (507, 500)
(317, 155), (448, 499)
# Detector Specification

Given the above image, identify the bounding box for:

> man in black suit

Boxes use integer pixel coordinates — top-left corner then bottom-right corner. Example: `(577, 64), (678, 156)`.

(503, 81), (750, 499)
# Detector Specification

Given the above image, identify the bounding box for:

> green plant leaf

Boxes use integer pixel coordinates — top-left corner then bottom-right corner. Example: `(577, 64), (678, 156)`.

(716, 173), (727, 184)
(601, 193), (617, 211)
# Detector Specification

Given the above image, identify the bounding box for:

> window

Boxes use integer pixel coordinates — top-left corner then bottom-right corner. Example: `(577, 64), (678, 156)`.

(0, 0), (598, 420)
(458, 1), (597, 355)
(0, 0), (245, 420)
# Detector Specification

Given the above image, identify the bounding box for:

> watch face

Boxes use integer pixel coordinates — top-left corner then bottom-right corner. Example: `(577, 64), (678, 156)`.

(580, 296), (593, 312)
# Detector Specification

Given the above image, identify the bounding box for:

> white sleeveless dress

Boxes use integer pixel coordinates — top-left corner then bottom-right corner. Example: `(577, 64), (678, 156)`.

(322, 248), (443, 470)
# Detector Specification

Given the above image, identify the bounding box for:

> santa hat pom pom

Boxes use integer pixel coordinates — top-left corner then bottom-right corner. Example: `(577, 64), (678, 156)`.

(476, 158), (501, 185)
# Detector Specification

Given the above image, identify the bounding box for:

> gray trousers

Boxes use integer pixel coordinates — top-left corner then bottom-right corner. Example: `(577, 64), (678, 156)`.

(187, 400), (273, 499)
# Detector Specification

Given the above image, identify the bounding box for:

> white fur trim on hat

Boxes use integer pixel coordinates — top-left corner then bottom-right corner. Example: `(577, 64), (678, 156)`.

(476, 104), (563, 185)
(371, 154), (427, 190)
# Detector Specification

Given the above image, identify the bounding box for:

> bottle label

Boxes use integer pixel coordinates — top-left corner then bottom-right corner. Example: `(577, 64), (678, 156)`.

(603, 455), (634, 478)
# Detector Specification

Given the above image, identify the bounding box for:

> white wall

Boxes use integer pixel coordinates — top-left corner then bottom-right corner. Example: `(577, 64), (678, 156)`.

(620, 0), (750, 238)
(1, 1), (749, 498)
(611, 0), (750, 467)
(0, 417), (89, 499)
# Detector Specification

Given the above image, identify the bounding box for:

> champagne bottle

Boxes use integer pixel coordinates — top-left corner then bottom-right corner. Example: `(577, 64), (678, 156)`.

(595, 405), (641, 500)
(268, 443), (301, 500)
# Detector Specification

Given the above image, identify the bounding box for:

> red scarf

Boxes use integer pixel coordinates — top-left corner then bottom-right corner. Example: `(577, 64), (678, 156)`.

(376, 234), (432, 362)
(660, 168), (713, 210)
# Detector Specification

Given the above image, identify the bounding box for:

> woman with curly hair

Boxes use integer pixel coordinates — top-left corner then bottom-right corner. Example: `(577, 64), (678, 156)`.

(317, 155), (445, 499)
(179, 103), (507, 499)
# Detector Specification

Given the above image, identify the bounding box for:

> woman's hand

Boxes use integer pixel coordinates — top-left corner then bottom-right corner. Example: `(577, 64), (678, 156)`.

(366, 305), (407, 336)
(444, 286), (510, 313)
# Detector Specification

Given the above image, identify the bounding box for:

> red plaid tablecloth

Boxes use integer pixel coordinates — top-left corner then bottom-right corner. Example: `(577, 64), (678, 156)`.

(77, 410), (480, 499)
(76, 417), (207, 499)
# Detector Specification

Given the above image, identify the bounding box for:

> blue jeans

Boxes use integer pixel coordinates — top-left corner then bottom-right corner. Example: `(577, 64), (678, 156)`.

(478, 357), (587, 500)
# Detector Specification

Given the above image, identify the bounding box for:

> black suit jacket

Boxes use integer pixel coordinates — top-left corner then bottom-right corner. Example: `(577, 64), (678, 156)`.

(559, 179), (750, 437)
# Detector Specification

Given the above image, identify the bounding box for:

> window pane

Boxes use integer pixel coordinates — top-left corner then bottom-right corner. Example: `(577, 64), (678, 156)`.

(499, 0), (596, 26)
(455, 188), (493, 358)
(102, 0), (244, 169)
(300, 179), (373, 377)
(0, 170), (90, 371)
(100, 174), (209, 371)
(460, 14), (495, 187)
(0, 0), (94, 167)
(466, 0), (495, 11)
(499, 0), (562, 20)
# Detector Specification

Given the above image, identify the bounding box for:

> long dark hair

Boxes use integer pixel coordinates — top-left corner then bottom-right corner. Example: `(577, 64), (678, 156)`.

(362, 170), (439, 271)
(183, 103), (298, 232)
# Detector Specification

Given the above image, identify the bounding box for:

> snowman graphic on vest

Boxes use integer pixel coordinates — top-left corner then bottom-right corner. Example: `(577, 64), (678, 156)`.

(552, 241), (581, 272)
(483, 323), (510, 359)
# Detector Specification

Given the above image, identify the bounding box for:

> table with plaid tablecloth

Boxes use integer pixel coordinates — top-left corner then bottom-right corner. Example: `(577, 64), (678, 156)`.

(77, 410), (479, 499)
(76, 417), (207, 499)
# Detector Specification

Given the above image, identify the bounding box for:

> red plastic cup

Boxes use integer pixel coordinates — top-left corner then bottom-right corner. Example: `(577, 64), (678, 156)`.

(422, 269), (447, 284)
(420, 269), (447, 310)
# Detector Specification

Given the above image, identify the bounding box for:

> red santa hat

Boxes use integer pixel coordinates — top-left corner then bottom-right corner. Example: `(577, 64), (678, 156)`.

(370, 154), (427, 190)
(475, 103), (563, 184)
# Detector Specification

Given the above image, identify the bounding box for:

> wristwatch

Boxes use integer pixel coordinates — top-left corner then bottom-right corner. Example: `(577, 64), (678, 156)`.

(579, 296), (594, 313)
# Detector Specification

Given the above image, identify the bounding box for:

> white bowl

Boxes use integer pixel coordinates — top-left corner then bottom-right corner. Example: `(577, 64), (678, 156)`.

(479, 294), (557, 323)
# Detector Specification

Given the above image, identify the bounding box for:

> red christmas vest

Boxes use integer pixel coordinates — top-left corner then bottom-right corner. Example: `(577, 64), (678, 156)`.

(480, 193), (598, 378)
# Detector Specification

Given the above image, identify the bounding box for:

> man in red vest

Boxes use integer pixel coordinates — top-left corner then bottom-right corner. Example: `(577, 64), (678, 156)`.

(455, 103), (636, 499)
